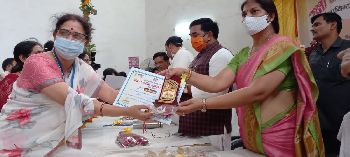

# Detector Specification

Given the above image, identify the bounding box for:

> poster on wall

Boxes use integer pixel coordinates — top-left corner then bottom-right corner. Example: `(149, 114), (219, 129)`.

(128, 57), (139, 69)
(326, 0), (350, 40)
(309, 0), (350, 40)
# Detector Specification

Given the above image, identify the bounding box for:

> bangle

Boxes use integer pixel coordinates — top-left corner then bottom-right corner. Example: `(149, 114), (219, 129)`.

(100, 102), (106, 116)
(201, 99), (207, 112)
(185, 69), (192, 81)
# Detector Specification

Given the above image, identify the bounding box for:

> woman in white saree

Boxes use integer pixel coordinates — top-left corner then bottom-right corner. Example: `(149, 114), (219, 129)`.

(0, 14), (152, 157)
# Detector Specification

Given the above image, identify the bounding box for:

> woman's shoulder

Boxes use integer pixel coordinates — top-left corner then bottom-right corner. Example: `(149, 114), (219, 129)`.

(22, 52), (59, 76)
(18, 52), (62, 91)
(234, 47), (250, 57)
(25, 52), (55, 66)
(5, 73), (20, 80)
(27, 52), (53, 61)
(0, 73), (19, 84)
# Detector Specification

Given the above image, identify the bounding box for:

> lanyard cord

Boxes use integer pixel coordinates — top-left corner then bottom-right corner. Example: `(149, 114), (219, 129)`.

(52, 49), (75, 88)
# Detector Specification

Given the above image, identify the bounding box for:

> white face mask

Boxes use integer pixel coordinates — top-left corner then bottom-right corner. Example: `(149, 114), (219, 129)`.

(54, 36), (84, 60)
(243, 15), (271, 35)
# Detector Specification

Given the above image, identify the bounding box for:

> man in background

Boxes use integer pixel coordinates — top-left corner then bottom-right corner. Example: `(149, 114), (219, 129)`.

(179, 18), (234, 150)
(153, 52), (170, 72)
(165, 36), (194, 69)
(309, 12), (350, 156)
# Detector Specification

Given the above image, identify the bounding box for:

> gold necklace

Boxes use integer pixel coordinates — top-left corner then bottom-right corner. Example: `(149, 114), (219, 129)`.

(249, 34), (275, 58)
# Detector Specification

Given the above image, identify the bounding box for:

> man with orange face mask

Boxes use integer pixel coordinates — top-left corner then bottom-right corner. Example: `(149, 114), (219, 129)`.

(177, 18), (235, 150)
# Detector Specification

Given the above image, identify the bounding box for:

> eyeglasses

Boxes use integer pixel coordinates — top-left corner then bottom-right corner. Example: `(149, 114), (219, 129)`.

(189, 32), (207, 38)
(57, 28), (87, 42)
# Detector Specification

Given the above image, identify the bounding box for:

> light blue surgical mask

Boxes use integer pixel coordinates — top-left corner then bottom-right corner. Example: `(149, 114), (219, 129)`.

(54, 36), (84, 60)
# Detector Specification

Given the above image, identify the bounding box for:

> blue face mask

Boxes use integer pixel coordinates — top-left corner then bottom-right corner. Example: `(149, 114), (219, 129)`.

(54, 36), (84, 60)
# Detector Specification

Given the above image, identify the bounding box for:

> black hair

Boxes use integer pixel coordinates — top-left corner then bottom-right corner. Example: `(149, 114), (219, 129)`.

(2, 58), (14, 71)
(150, 67), (159, 73)
(44, 40), (54, 52)
(311, 12), (342, 34)
(78, 51), (90, 60)
(165, 36), (183, 47)
(102, 68), (118, 80)
(190, 18), (219, 39)
(241, 0), (280, 34)
(53, 13), (92, 42)
(11, 41), (42, 73)
(118, 71), (127, 77)
(152, 52), (169, 61)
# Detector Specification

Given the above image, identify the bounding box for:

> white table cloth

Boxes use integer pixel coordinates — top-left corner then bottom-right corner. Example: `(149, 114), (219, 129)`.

(52, 117), (262, 157)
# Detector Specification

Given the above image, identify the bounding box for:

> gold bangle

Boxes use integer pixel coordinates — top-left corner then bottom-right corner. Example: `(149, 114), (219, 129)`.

(201, 99), (207, 112)
(185, 69), (192, 81)
(100, 102), (106, 116)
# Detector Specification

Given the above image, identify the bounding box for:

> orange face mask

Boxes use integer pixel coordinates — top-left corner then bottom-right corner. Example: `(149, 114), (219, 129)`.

(191, 36), (207, 52)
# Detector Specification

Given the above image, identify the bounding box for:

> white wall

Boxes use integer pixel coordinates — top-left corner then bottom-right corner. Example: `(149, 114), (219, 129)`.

(145, 0), (251, 58)
(0, 0), (80, 66)
(1, 0), (251, 74)
(297, 0), (317, 47)
(0, 0), (146, 74)
(90, 0), (146, 73)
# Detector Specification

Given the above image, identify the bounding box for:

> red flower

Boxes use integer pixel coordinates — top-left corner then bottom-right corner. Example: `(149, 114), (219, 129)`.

(6, 109), (32, 126)
(0, 145), (24, 157)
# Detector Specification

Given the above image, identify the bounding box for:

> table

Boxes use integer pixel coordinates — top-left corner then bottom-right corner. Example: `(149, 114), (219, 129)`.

(52, 117), (263, 157)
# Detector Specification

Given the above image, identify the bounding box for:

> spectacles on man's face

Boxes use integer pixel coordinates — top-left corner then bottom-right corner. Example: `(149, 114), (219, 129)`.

(57, 28), (87, 42)
(189, 32), (207, 38)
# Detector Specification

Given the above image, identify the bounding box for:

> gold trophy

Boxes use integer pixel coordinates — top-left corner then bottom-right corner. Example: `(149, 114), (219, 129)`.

(154, 76), (181, 106)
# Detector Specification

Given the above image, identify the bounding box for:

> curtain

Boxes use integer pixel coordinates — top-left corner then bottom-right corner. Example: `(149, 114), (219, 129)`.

(274, 0), (298, 39)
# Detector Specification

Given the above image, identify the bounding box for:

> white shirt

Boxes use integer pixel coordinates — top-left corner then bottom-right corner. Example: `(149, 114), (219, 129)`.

(338, 112), (350, 157)
(191, 48), (234, 99)
(170, 47), (194, 69)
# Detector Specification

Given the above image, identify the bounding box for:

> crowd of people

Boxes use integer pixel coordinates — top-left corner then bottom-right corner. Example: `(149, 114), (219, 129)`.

(1, 0), (350, 156)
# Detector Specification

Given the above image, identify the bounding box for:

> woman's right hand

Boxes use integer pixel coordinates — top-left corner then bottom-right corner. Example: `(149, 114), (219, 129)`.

(126, 105), (152, 121)
(337, 48), (350, 60)
(159, 68), (188, 79)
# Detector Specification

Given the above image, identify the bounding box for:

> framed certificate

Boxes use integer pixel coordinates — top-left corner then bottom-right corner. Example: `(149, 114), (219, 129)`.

(113, 68), (165, 107)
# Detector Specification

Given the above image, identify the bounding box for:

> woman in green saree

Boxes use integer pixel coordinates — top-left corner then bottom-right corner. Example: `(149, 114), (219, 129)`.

(162, 0), (324, 156)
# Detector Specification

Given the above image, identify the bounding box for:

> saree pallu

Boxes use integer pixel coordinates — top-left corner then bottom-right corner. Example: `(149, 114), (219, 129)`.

(0, 53), (103, 156)
(235, 35), (324, 156)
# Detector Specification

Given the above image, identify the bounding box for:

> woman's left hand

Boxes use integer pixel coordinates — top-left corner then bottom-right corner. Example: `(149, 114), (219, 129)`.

(126, 105), (153, 121)
(176, 98), (203, 116)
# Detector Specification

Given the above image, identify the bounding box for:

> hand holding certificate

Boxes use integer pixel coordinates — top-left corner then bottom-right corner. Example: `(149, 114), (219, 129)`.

(113, 68), (186, 124)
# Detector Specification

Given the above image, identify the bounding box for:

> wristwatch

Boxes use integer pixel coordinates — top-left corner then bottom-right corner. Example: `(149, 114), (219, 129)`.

(201, 99), (207, 112)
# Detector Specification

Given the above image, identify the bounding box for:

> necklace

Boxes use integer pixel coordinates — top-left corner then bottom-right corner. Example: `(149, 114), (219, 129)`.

(248, 34), (276, 58)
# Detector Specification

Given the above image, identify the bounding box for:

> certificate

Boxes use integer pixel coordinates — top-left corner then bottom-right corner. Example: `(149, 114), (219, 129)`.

(113, 68), (165, 107)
